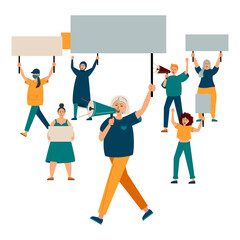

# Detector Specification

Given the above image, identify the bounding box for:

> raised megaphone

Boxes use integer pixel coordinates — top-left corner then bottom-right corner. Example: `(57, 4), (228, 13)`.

(87, 101), (116, 118)
(153, 64), (170, 74)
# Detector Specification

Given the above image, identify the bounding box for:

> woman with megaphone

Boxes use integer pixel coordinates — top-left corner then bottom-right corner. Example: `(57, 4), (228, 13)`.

(90, 84), (155, 225)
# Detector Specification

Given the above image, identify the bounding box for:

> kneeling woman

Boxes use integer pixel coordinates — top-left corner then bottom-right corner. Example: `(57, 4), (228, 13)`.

(46, 104), (75, 180)
(90, 84), (155, 225)
(171, 109), (204, 184)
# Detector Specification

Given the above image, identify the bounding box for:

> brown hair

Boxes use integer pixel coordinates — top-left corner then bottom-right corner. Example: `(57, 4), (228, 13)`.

(179, 112), (193, 126)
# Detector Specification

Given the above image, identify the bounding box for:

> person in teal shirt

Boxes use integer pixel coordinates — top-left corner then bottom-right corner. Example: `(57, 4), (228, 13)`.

(161, 58), (189, 133)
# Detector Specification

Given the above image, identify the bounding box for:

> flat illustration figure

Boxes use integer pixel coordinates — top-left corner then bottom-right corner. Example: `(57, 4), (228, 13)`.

(170, 108), (204, 184)
(161, 58), (189, 133)
(18, 62), (56, 137)
(90, 84), (156, 225)
(191, 52), (223, 122)
(46, 104), (75, 180)
(71, 55), (99, 120)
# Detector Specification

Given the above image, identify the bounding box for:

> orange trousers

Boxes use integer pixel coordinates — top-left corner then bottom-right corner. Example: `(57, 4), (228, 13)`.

(197, 87), (217, 119)
(98, 156), (148, 215)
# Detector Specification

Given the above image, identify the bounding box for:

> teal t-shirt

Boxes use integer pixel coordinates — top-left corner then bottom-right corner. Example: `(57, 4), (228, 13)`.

(161, 72), (189, 97)
(100, 112), (142, 157)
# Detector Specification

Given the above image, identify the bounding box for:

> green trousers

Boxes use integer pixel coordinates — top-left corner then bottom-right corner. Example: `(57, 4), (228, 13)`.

(73, 103), (78, 118)
(173, 142), (195, 179)
(25, 106), (49, 132)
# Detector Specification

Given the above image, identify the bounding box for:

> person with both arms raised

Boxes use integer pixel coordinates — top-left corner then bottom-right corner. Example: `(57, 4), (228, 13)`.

(161, 58), (189, 133)
(70, 55), (99, 120)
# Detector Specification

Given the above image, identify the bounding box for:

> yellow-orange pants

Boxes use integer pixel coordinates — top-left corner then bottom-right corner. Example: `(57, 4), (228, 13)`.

(98, 156), (148, 215)
(197, 87), (217, 119)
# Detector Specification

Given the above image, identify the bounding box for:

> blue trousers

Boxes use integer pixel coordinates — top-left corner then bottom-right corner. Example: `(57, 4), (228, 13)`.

(164, 96), (183, 128)
(25, 106), (49, 132)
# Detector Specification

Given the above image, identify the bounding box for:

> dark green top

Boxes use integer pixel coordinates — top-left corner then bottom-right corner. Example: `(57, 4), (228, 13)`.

(161, 72), (189, 97)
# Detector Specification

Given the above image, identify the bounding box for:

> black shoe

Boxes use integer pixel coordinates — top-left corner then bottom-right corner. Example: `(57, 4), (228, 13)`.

(189, 180), (195, 184)
(71, 117), (77, 120)
(171, 180), (178, 184)
(86, 117), (92, 121)
(142, 209), (153, 221)
(90, 216), (103, 225)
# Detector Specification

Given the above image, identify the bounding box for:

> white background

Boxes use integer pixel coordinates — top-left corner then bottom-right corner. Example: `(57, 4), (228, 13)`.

(0, 0), (239, 239)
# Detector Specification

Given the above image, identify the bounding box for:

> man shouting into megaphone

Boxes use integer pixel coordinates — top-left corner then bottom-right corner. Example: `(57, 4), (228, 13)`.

(90, 84), (155, 225)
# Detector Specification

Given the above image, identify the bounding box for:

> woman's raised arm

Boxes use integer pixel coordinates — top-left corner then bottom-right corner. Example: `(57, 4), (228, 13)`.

(17, 63), (28, 81)
(135, 84), (156, 119)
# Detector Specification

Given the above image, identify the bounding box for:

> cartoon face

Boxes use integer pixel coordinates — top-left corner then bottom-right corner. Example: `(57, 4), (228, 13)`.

(204, 61), (210, 70)
(58, 109), (66, 117)
(171, 67), (178, 75)
(113, 100), (126, 115)
(32, 74), (40, 79)
(182, 117), (189, 126)
(80, 64), (86, 70)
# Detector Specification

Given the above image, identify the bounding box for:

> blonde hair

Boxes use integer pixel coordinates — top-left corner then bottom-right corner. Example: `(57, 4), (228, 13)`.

(111, 96), (130, 114)
(170, 64), (178, 70)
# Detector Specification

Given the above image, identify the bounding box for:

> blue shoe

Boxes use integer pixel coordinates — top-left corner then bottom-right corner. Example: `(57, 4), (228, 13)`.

(142, 209), (153, 221)
(189, 180), (195, 184)
(196, 119), (201, 122)
(171, 180), (178, 184)
(71, 117), (77, 120)
(86, 117), (92, 121)
(90, 216), (103, 225)
(212, 119), (218, 122)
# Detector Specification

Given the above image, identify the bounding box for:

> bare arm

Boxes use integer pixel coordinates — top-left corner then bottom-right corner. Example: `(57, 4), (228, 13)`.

(99, 118), (114, 141)
(47, 120), (55, 140)
(185, 58), (189, 74)
(17, 63), (28, 81)
(45, 63), (56, 81)
(135, 84), (156, 119)
(193, 117), (205, 132)
(215, 52), (223, 68)
(191, 52), (199, 68)
(162, 74), (168, 87)
(67, 121), (75, 141)
(171, 109), (177, 127)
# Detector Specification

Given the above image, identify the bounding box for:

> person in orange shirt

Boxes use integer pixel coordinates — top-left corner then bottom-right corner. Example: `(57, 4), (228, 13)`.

(18, 62), (56, 137)
(170, 108), (205, 184)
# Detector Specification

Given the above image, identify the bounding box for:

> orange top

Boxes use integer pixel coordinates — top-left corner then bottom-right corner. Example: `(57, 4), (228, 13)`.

(175, 124), (194, 140)
(25, 78), (48, 106)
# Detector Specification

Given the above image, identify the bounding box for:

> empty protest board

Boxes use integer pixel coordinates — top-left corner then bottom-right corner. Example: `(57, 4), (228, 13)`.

(71, 15), (166, 53)
(12, 36), (62, 56)
(195, 94), (211, 113)
(186, 34), (228, 51)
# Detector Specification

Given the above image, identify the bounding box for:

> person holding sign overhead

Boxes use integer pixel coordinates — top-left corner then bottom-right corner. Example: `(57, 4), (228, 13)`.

(71, 55), (99, 120)
(90, 84), (155, 225)
(18, 62), (56, 137)
(191, 52), (223, 122)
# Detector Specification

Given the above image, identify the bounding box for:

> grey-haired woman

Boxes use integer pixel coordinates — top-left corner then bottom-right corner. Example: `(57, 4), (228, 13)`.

(191, 52), (223, 122)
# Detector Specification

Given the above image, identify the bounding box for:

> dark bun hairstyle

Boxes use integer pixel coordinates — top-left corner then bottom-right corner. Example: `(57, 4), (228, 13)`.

(58, 103), (66, 112)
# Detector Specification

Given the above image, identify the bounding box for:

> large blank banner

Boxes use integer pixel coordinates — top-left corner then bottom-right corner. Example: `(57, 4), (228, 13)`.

(71, 15), (166, 53)
(12, 36), (62, 56)
(186, 34), (228, 51)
